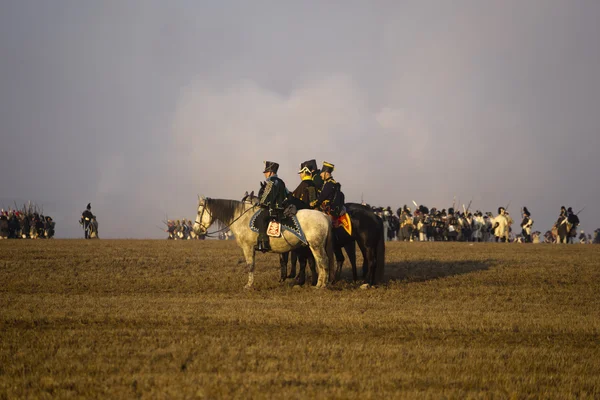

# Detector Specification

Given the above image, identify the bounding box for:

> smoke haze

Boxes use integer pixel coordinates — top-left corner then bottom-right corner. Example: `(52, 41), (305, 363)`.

(1, 1), (599, 238)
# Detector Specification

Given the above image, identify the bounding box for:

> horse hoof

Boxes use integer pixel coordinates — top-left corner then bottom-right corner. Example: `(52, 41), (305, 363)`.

(360, 284), (370, 290)
(292, 285), (302, 290)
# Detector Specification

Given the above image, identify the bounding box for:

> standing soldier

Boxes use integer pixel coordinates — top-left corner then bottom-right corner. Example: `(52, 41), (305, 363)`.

(491, 207), (508, 242)
(520, 207), (533, 243)
(80, 203), (95, 239)
(446, 208), (459, 241)
(256, 161), (288, 252)
(567, 207), (580, 244)
(504, 211), (514, 242)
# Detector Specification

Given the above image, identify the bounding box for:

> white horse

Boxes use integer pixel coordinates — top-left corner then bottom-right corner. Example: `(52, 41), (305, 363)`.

(194, 197), (335, 289)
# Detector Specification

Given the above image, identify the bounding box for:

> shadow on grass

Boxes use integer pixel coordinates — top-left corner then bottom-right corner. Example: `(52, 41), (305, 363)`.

(336, 259), (496, 286)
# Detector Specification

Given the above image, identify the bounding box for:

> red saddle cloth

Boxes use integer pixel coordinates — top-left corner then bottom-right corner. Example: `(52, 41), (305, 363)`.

(333, 213), (352, 236)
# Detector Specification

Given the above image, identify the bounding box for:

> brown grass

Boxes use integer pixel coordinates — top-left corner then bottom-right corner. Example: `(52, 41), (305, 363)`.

(1, 240), (599, 399)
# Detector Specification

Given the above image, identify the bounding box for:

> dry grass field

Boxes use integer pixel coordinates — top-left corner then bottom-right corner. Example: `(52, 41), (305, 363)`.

(1, 240), (599, 399)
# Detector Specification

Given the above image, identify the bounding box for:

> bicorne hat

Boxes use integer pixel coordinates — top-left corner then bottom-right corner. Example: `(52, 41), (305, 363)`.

(523, 207), (530, 216)
(263, 161), (279, 174)
(298, 162), (311, 174)
(321, 161), (334, 174)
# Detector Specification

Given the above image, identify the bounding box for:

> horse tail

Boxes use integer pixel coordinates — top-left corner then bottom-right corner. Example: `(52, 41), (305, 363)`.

(326, 221), (336, 284)
(375, 229), (385, 284)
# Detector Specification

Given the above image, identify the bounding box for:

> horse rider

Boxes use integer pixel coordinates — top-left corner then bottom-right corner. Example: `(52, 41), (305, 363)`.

(304, 159), (324, 190)
(255, 161), (288, 252)
(80, 203), (96, 239)
(520, 207), (533, 243)
(310, 161), (345, 218)
(292, 161), (318, 208)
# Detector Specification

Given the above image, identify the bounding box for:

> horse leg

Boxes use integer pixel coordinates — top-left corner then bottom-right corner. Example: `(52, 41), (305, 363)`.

(364, 247), (377, 286)
(242, 245), (256, 289)
(289, 251), (298, 278)
(344, 242), (357, 282)
(294, 252), (307, 286)
(279, 252), (289, 282)
(333, 244), (345, 282)
(310, 245), (329, 288)
(308, 254), (318, 286)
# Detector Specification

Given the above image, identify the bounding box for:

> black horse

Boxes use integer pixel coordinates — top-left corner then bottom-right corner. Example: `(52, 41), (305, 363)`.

(331, 203), (385, 286)
(281, 202), (385, 286)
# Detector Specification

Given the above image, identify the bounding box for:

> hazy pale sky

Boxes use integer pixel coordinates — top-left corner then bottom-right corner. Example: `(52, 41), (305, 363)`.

(1, 1), (599, 238)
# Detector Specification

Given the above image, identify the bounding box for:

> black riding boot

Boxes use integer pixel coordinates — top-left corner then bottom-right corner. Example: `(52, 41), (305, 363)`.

(255, 233), (271, 252)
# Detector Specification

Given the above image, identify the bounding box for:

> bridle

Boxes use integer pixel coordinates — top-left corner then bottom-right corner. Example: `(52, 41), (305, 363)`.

(195, 198), (212, 236)
(195, 197), (259, 238)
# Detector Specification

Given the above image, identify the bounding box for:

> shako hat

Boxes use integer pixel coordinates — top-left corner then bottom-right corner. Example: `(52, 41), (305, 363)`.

(263, 161), (279, 174)
(523, 207), (530, 216)
(305, 159), (318, 173)
(321, 161), (335, 173)
(87, 203), (91, 210)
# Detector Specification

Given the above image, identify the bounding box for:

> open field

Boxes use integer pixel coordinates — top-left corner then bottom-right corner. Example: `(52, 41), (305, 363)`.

(1, 240), (599, 399)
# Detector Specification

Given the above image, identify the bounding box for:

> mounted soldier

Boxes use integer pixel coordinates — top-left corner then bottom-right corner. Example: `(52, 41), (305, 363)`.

(310, 161), (344, 218)
(304, 159), (323, 191)
(255, 161), (288, 252)
(292, 161), (318, 208)
(80, 203), (96, 239)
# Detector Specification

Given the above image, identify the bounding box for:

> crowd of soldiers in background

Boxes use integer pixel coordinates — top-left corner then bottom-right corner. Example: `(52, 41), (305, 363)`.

(164, 218), (233, 240)
(370, 203), (599, 244)
(166, 204), (599, 244)
(0, 205), (55, 239)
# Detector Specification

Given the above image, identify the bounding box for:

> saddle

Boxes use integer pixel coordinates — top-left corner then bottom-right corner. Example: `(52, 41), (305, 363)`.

(249, 208), (307, 244)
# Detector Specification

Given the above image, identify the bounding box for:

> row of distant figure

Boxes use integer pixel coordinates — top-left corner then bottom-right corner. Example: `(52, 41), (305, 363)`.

(368, 203), (598, 244)
(0, 207), (55, 239)
(164, 219), (233, 240)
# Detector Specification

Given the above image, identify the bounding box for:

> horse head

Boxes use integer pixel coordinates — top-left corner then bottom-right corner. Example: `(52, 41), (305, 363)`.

(194, 196), (213, 237)
(241, 190), (259, 205)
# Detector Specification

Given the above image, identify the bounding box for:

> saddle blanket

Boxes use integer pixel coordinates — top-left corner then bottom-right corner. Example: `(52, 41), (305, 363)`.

(249, 209), (307, 244)
(334, 213), (352, 236)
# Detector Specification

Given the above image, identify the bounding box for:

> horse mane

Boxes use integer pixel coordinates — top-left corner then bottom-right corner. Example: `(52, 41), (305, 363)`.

(206, 198), (245, 223)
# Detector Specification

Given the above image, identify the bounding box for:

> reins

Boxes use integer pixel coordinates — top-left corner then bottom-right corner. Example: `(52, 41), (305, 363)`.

(197, 199), (258, 238)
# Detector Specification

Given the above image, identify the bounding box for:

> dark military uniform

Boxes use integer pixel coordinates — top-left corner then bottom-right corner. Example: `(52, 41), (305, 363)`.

(520, 207), (533, 243)
(567, 207), (580, 243)
(255, 161), (288, 252)
(292, 161), (318, 207)
(80, 203), (96, 239)
(311, 162), (344, 218)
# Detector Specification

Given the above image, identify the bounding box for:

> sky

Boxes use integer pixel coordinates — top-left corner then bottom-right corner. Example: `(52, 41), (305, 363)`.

(1, 0), (599, 238)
